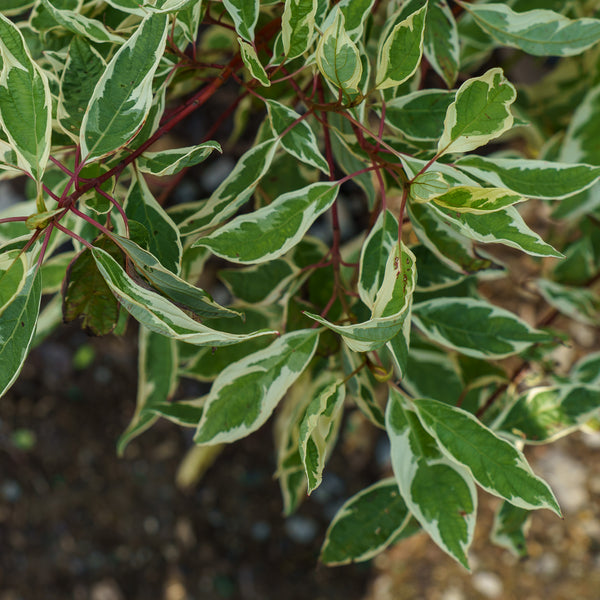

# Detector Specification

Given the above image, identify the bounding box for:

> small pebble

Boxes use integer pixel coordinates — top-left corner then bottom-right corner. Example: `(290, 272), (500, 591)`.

(250, 521), (271, 542)
(284, 515), (318, 544)
(1, 480), (22, 503)
(472, 571), (503, 598)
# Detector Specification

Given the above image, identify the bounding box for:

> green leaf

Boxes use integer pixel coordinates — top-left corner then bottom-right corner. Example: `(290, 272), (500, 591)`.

(0, 266), (41, 399)
(91, 246), (276, 346)
(40, 250), (75, 294)
(195, 182), (339, 264)
(238, 38), (270, 86)
(459, 1), (600, 57)
(495, 385), (600, 444)
(125, 172), (182, 275)
(358, 209), (398, 307)
(62, 237), (122, 335)
(299, 377), (345, 493)
(307, 243), (416, 352)
(384, 89), (455, 141)
(282, 0), (318, 60)
(412, 297), (553, 359)
(386, 389), (477, 568)
(320, 478), (418, 565)
(222, 0), (259, 42)
(536, 278), (600, 326)
(413, 397), (561, 515)
(194, 329), (320, 444)
(320, 0), (375, 43)
(430, 186), (525, 214)
(0, 251), (27, 317)
(219, 259), (297, 305)
(0, 14), (52, 181)
(375, 4), (427, 90)
(424, 0), (459, 88)
(40, 0), (123, 44)
(316, 10), (362, 96)
(137, 141), (221, 177)
(455, 155), (600, 200)
(411, 244), (467, 291)
(266, 100), (329, 174)
(179, 138), (279, 236)
(58, 37), (106, 141)
(80, 13), (169, 162)
(570, 352), (600, 386)
(117, 327), (178, 455)
(431, 204), (563, 258)
(110, 235), (240, 319)
(437, 68), (516, 155)
(490, 501), (530, 558)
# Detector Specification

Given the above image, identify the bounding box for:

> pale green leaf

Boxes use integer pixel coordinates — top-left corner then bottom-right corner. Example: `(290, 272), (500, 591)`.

(495, 385), (600, 445)
(117, 327), (178, 455)
(195, 182), (339, 264)
(194, 329), (320, 444)
(386, 389), (477, 568)
(222, 0), (259, 42)
(412, 297), (553, 359)
(0, 14), (52, 181)
(91, 247), (276, 346)
(137, 141), (221, 177)
(266, 100), (329, 174)
(375, 4), (427, 90)
(80, 13), (169, 162)
(320, 478), (418, 565)
(413, 397), (561, 514)
(437, 68), (517, 155)
(459, 1), (600, 57)
(0, 266), (41, 399)
(410, 172), (449, 203)
(455, 155), (600, 200)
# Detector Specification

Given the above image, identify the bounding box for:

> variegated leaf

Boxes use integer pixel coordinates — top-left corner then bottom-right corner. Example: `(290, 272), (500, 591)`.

(455, 155), (600, 200)
(536, 278), (600, 326)
(430, 186), (525, 214)
(179, 138), (279, 236)
(117, 327), (178, 455)
(321, 478), (418, 565)
(0, 265), (41, 399)
(0, 14), (52, 181)
(491, 501), (530, 558)
(137, 141), (221, 177)
(495, 385), (600, 445)
(222, 0), (259, 42)
(437, 68), (516, 155)
(375, 4), (427, 90)
(412, 297), (554, 359)
(316, 10), (362, 96)
(80, 13), (169, 162)
(238, 38), (270, 86)
(195, 182), (339, 264)
(282, 0), (318, 59)
(386, 389), (477, 568)
(560, 84), (600, 165)
(459, 1), (600, 57)
(307, 243), (416, 352)
(319, 0), (375, 43)
(91, 247), (276, 346)
(299, 377), (345, 493)
(194, 329), (320, 444)
(0, 250), (27, 317)
(266, 100), (328, 173)
(413, 397), (561, 514)
(424, 0), (459, 88)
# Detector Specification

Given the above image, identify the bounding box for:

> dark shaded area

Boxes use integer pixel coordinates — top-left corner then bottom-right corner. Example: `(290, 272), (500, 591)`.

(0, 327), (373, 600)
